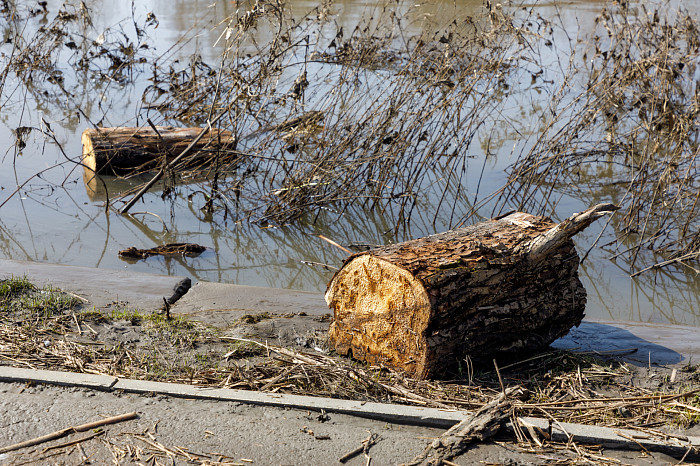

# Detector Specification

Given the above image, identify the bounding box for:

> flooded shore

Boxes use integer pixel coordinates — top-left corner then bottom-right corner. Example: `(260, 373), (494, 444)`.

(0, 0), (698, 325)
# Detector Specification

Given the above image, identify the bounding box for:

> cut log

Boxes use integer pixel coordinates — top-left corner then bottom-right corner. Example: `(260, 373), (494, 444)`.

(326, 204), (619, 379)
(81, 126), (236, 174)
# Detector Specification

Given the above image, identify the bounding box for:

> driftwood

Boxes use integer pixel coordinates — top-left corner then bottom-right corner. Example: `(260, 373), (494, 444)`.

(118, 243), (207, 259)
(81, 125), (235, 174)
(326, 204), (619, 379)
(402, 386), (524, 465)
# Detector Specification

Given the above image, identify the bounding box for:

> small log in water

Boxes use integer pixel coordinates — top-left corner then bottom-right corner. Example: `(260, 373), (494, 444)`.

(325, 204), (618, 379)
(81, 126), (235, 174)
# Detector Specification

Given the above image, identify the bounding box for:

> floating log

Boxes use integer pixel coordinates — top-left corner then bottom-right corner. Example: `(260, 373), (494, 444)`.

(81, 126), (236, 174)
(325, 204), (619, 379)
(402, 386), (525, 466)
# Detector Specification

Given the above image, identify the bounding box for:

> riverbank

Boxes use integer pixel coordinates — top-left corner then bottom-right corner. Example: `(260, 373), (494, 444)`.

(2, 259), (700, 464)
(2, 258), (698, 367)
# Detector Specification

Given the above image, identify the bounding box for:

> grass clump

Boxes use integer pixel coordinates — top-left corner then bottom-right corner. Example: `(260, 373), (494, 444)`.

(0, 276), (80, 319)
(0, 276), (35, 297)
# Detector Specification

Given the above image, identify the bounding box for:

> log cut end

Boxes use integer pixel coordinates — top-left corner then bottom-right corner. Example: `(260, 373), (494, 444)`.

(81, 129), (99, 173)
(326, 254), (433, 377)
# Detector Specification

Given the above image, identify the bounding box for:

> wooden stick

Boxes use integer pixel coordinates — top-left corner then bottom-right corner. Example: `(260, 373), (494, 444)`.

(318, 235), (352, 255)
(493, 359), (506, 398)
(0, 412), (137, 454)
(401, 387), (521, 466)
(41, 429), (104, 453)
(339, 432), (377, 464)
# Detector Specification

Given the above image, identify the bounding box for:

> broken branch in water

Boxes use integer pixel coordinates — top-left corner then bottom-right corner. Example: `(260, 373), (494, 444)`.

(119, 110), (228, 214)
(118, 243), (207, 260)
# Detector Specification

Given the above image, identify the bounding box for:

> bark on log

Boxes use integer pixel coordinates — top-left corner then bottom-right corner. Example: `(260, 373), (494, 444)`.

(81, 126), (235, 174)
(326, 204), (619, 379)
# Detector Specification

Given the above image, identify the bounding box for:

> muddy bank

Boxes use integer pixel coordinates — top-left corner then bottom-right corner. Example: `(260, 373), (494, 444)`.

(3, 258), (700, 366)
(2, 260), (700, 464)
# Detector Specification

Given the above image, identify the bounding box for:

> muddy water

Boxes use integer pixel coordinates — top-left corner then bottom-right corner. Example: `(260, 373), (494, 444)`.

(0, 0), (698, 325)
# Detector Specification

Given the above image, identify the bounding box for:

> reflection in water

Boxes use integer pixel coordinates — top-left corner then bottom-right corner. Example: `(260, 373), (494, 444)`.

(0, 0), (698, 326)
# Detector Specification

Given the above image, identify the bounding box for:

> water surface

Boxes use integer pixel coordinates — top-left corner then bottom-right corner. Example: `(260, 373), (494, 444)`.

(1, 0), (698, 325)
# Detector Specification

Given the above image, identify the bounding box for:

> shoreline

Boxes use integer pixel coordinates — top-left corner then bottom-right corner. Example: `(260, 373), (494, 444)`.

(2, 258), (698, 368)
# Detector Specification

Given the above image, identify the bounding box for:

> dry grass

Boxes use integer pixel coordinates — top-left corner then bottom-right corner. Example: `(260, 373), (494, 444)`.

(2, 276), (700, 430)
(2, 1), (698, 276)
(2, 277), (700, 463)
(490, 1), (700, 275)
(114, 0), (555, 233)
(3, 314), (700, 430)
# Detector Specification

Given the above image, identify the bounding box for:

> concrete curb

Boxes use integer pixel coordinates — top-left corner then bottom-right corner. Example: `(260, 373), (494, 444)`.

(0, 367), (119, 390)
(0, 366), (464, 428)
(1, 366), (699, 457)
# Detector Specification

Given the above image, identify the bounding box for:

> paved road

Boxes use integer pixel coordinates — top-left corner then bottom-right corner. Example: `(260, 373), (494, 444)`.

(1, 380), (689, 466)
(0, 379), (562, 466)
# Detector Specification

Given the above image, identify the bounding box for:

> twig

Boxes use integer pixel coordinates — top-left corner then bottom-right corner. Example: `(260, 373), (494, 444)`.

(339, 432), (378, 464)
(494, 359), (506, 398)
(162, 297), (171, 320)
(401, 387), (522, 466)
(0, 412), (137, 454)
(41, 429), (104, 453)
(318, 235), (352, 255)
(71, 311), (82, 336)
(300, 260), (339, 271)
(66, 292), (89, 304)
(126, 211), (170, 232)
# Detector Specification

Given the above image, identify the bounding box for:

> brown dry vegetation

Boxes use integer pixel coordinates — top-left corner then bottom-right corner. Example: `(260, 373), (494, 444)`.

(2, 277), (700, 434)
(1, 1), (698, 277)
(490, 2), (700, 275)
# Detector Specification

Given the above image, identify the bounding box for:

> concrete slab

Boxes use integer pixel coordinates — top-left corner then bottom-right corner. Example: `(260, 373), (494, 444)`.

(0, 259), (185, 312)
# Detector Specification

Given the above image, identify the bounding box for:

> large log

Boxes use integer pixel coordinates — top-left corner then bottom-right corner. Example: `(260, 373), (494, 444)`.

(81, 126), (236, 174)
(325, 204), (618, 379)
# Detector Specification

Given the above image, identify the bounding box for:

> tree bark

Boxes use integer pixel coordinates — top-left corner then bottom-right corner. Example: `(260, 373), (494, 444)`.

(81, 126), (235, 174)
(326, 204), (618, 379)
